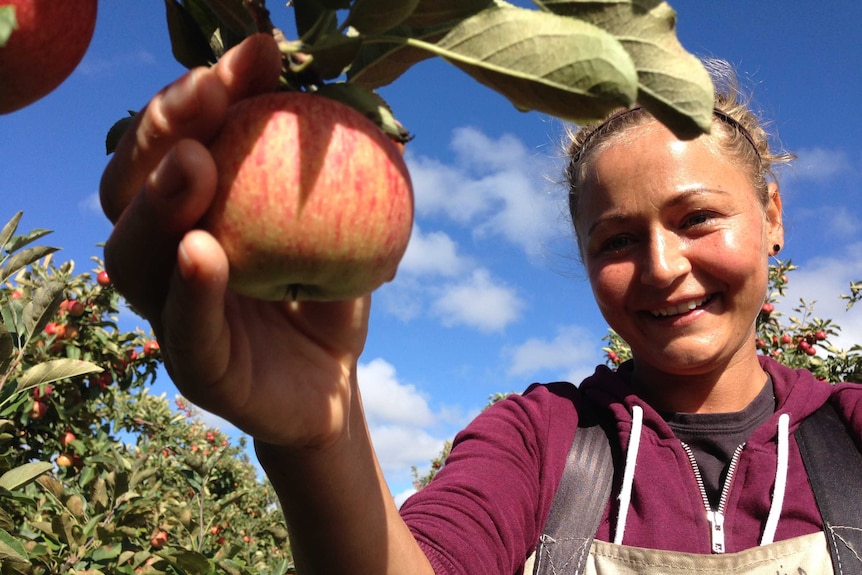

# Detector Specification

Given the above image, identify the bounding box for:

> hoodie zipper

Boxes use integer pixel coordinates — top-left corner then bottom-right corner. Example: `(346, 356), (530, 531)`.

(680, 442), (745, 554)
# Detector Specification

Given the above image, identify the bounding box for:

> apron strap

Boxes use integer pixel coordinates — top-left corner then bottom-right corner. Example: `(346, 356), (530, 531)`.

(796, 401), (862, 575)
(532, 419), (613, 575)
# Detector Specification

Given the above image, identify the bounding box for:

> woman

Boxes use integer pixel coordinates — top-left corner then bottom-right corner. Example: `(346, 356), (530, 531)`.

(100, 35), (862, 574)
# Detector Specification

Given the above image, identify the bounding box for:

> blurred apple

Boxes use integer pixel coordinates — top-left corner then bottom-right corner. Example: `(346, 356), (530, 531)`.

(202, 91), (414, 301)
(0, 0), (98, 114)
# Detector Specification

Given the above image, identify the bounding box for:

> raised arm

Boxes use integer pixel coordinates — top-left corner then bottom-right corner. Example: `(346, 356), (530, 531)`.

(100, 34), (434, 575)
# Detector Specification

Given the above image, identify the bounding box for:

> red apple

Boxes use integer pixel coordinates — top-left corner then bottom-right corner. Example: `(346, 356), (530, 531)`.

(68, 300), (86, 317)
(0, 0), (98, 114)
(150, 531), (168, 549)
(61, 430), (76, 447)
(143, 340), (160, 356)
(30, 399), (47, 419)
(96, 270), (111, 287)
(201, 91), (414, 301)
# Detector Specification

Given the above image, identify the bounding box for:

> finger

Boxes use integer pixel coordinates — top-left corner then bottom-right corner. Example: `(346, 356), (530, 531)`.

(212, 32), (283, 103)
(159, 229), (232, 391)
(100, 33), (282, 223)
(104, 139), (217, 320)
(100, 67), (228, 223)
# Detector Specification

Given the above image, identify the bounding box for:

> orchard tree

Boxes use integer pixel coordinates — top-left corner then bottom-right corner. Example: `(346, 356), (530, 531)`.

(0, 212), (293, 575)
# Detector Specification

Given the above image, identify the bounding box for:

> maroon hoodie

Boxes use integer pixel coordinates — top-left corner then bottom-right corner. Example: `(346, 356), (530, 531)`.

(400, 356), (862, 574)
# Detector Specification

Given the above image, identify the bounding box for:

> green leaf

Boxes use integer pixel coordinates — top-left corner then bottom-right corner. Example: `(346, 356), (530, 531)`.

(0, 6), (16, 48)
(4, 228), (53, 254)
(92, 543), (123, 562)
(0, 462), (53, 491)
(106, 111), (138, 155)
(402, 0), (495, 27)
(305, 31), (363, 79)
(347, 23), (451, 89)
(0, 324), (13, 375)
(183, 0), (248, 56)
(197, 0), (257, 39)
(157, 548), (212, 574)
(0, 245), (59, 284)
(427, 6), (638, 122)
(22, 279), (64, 338)
(538, 0), (713, 137)
(0, 212), (22, 252)
(345, 0), (421, 34)
(16, 359), (103, 392)
(294, 0), (338, 40)
(315, 83), (409, 141)
(165, 0), (218, 68)
(315, 0), (351, 9)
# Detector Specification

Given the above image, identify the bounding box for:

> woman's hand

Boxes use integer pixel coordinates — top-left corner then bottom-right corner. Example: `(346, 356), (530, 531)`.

(100, 33), (371, 449)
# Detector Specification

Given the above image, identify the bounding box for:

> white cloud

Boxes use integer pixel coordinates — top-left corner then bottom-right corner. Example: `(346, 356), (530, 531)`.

(792, 205), (862, 239)
(792, 147), (854, 181)
(78, 192), (102, 215)
(399, 225), (471, 277)
(77, 49), (157, 76)
(507, 325), (601, 384)
(359, 358), (434, 427)
(777, 244), (862, 354)
(432, 269), (524, 333)
(357, 358), (453, 477)
(393, 486), (417, 508)
(368, 424), (446, 474)
(406, 126), (565, 258)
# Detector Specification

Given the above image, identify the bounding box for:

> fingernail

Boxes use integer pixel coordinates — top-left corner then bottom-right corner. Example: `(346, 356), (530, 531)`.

(177, 239), (195, 281)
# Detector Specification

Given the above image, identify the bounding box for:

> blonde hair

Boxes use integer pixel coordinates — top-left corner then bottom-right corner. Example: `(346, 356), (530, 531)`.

(564, 59), (794, 249)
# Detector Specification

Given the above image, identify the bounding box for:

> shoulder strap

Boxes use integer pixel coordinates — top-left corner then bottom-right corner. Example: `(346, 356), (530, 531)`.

(796, 401), (862, 574)
(530, 420), (613, 575)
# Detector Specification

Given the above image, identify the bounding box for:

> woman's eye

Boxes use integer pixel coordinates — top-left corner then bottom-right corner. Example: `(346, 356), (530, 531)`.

(603, 236), (631, 252)
(684, 212), (713, 227)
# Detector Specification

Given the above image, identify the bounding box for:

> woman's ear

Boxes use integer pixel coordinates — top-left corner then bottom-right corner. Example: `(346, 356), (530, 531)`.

(766, 182), (784, 253)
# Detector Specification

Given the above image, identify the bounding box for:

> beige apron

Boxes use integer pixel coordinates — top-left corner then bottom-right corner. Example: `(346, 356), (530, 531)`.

(525, 531), (832, 575)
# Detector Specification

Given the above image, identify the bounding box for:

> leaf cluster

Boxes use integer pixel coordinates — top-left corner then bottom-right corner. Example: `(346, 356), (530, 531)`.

(0, 213), (293, 574)
(122, 0), (715, 149)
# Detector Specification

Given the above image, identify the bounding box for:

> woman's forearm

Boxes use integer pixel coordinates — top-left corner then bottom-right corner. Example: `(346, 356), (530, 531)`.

(254, 384), (435, 575)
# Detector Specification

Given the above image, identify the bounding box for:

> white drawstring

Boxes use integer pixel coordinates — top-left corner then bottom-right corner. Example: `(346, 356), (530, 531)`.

(614, 405), (644, 545)
(761, 413), (790, 546)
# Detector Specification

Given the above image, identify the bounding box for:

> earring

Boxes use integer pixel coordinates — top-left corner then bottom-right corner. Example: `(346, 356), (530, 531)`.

(772, 244), (781, 254)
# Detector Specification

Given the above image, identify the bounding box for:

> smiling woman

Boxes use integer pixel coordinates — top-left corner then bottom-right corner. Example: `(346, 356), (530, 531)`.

(577, 123), (783, 413)
(398, 60), (862, 575)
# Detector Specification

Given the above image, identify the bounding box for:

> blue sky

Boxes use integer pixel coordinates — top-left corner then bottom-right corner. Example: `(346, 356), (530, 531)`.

(3, 2), (861, 502)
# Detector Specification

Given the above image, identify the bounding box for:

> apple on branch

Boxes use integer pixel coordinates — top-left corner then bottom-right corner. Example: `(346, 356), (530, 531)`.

(201, 91), (414, 301)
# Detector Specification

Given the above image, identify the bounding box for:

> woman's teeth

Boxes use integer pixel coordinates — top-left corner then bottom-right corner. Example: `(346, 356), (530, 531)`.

(651, 296), (711, 318)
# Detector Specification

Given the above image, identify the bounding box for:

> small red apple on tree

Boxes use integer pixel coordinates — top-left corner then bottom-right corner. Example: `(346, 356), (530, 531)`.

(150, 530), (169, 549)
(96, 270), (111, 287)
(0, 0), (98, 114)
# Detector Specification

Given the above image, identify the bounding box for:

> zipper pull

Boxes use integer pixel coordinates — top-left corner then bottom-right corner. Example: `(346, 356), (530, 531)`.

(706, 509), (726, 553)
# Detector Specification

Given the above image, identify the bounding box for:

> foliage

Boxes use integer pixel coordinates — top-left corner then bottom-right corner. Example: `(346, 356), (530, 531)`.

(0, 212), (293, 575)
(415, 259), (862, 488)
(107, 0), (717, 152)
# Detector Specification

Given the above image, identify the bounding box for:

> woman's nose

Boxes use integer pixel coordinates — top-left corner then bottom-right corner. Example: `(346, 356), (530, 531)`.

(639, 230), (691, 287)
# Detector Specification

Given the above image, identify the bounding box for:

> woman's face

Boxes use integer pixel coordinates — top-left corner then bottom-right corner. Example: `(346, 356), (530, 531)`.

(577, 122), (783, 379)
